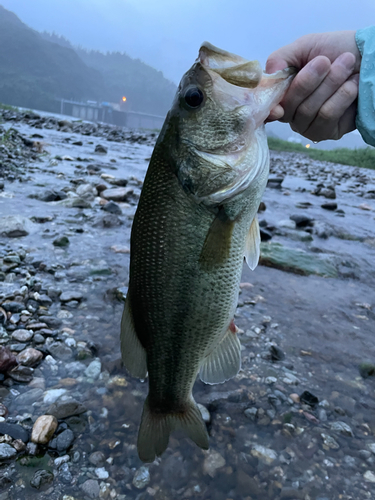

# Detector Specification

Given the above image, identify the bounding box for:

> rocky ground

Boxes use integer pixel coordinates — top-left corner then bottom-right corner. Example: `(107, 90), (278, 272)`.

(0, 109), (375, 500)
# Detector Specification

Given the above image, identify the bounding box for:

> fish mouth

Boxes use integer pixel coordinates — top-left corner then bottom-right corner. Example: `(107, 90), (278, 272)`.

(198, 42), (263, 89)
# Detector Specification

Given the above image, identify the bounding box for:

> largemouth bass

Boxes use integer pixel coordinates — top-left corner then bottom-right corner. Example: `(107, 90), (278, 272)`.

(121, 42), (294, 463)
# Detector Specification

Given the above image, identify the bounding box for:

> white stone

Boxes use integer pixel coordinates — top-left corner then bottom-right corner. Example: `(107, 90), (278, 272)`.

(277, 219), (296, 230)
(198, 404), (210, 423)
(43, 388), (67, 405)
(203, 450), (226, 477)
(84, 359), (101, 380)
(251, 444), (278, 464)
(364, 471), (375, 483)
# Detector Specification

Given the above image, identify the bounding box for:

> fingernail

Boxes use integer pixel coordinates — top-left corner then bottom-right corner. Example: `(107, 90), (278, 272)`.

(336, 52), (355, 71)
(310, 57), (329, 77)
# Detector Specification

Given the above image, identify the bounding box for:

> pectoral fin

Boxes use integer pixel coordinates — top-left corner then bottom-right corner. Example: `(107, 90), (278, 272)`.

(199, 326), (241, 384)
(244, 215), (260, 270)
(120, 299), (148, 379)
(199, 212), (235, 270)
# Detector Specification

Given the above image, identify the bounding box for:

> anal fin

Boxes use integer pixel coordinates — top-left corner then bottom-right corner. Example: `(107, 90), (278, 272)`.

(244, 215), (260, 270)
(120, 298), (147, 379)
(199, 325), (241, 384)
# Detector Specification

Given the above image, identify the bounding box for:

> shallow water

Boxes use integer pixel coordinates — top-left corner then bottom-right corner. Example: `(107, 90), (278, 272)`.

(0, 119), (375, 500)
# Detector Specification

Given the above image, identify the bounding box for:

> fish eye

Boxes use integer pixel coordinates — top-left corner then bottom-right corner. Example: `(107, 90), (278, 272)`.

(184, 87), (204, 108)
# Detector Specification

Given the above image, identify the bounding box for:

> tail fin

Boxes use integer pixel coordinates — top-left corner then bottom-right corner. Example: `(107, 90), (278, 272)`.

(137, 397), (209, 462)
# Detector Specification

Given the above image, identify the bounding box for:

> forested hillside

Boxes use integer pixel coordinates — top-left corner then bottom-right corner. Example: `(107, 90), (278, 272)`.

(0, 6), (176, 115)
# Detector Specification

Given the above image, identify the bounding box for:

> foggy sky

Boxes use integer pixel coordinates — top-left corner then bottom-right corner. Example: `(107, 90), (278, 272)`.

(2, 0), (375, 83)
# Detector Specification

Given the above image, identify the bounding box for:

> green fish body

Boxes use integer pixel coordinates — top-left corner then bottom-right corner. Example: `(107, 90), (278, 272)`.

(121, 42), (295, 462)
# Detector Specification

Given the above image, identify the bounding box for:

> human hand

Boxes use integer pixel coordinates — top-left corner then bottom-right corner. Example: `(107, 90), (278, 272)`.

(266, 31), (361, 141)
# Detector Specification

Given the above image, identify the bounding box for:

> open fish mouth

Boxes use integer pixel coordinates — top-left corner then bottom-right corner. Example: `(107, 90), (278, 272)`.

(198, 42), (263, 88)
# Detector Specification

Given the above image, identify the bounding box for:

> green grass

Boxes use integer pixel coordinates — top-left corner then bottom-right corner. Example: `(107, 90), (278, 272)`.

(0, 102), (18, 111)
(267, 137), (375, 170)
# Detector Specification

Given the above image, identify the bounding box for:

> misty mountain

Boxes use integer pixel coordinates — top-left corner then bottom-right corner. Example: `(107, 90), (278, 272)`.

(0, 5), (176, 115)
(41, 32), (177, 115)
(0, 6), (104, 111)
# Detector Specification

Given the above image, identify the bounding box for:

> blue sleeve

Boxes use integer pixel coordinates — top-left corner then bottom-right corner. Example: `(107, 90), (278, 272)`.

(356, 26), (375, 147)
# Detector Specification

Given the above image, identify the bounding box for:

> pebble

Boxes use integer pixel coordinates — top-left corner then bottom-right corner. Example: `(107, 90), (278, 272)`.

(277, 219), (296, 229)
(15, 388), (43, 406)
(31, 415), (58, 444)
(95, 144), (107, 154)
(47, 399), (86, 419)
(101, 187), (133, 202)
(289, 214), (314, 228)
(47, 342), (73, 360)
(244, 407), (258, 420)
(16, 347), (43, 366)
(203, 450), (226, 477)
(81, 479), (100, 498)
(269, 344), (285, 361)
(0, 443), (17, 460)
(30, 469), (54, 489)
(60, 291), (84, 303)
(102, 200), (122, 214)
(53, 235), (70, 247)
(300, 390), (319, 407)
(43, 388), (67, 405)
(364, 471), (375, 483)
(55, 429), (74, 451)
(250, 444), (278, 464)
(0, 404), (8, 419)
(289, 393), (300, 404)
(321, 202), (338, 210)
(197, 403), (210, 423)
(88, 451), (106, 466)
(132, 465), (150, 489)
(0, 347), (17, 372)
(265, 376), (277, 384)
(84, 359), (101, 379)
(11, 329), (33, 342)
(321, 433), (340, 450)
(95, 467), (109, 479)
(0, 423), (29, 442)
(282, 372), (300, 385)
(54, 454), (70, 467)
(330, 421), (354, 437)
(8, 365), (34, 383)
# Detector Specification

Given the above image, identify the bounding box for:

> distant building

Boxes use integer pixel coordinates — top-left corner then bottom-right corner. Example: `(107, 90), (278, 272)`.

(59, 99), (165, 130)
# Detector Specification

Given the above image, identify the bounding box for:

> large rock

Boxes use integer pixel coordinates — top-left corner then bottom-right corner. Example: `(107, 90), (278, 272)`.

(259, 242), (338, 277)
(0, 216), (35, 237)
